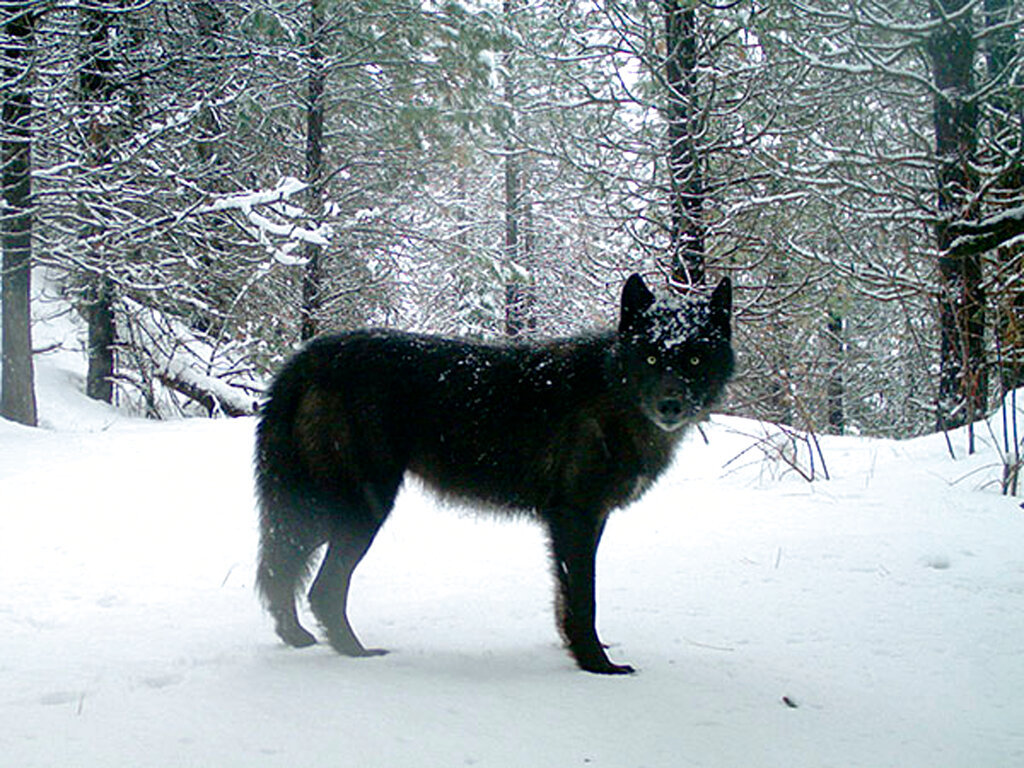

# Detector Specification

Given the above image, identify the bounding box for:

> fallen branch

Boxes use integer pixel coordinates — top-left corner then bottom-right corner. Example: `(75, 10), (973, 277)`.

(155, 370), (256, 417)
(122, 299), (260, 418)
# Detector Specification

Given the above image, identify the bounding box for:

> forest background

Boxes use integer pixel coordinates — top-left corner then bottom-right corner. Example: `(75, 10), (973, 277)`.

(2, 0), (1023, 448)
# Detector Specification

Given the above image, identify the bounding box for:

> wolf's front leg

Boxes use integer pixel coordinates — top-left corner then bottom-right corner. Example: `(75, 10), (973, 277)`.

(546, 510), (634, 675)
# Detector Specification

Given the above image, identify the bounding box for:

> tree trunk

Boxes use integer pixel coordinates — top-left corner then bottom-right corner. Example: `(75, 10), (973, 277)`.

(826, 309), (844, 435)
(503, 137), (522, 336)
(79, 1), (118, 403)
(503, 143), (534, 337)
(663, 0), (704, 287)
(1, 2), (37, 426)
(190, 0), (227, 165)
(930, 0), (984, 433)
(300, 0), (325, 342)
(983, 0), (1015, 116)
(502, 0), (534, 337)
(84, 275), (115, 403)
(982, 0), (1024, 392)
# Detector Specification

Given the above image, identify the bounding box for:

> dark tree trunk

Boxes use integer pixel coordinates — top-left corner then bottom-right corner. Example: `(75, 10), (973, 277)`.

(79, 1), (119, 403)
(190, 0), (227, 165)
(502, 145), (535, 337)
(84, 276), (115, 403)
(982, 0), (1024, 392)
(502, 0), (534, 337)
(663, 0), (704, 287)
(826, 309), (844, 435)
(983, 0), (1015, 116)
(930, 0), (984, 433)
(1, 2), (37, 426)
(503, 139), (523, 336)
(300, 0), (325, 342)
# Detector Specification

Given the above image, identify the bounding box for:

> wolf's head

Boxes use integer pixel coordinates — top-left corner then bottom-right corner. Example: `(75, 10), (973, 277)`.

(617, 273), (734, 432)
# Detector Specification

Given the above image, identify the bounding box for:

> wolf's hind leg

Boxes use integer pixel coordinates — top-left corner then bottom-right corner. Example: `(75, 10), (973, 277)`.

(309, 482), (396, 657)
(256, 531), (321, 648)
(308, 533), (386, 656)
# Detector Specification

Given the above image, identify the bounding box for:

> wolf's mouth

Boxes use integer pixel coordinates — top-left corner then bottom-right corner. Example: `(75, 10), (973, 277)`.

(653, 400), (686, 431)
(652, 417), (689, 432)
(644, 399), (704, 432)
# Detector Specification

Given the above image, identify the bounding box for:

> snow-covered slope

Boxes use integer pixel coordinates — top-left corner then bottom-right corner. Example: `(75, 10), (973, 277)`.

(2, 328), (1023, 767)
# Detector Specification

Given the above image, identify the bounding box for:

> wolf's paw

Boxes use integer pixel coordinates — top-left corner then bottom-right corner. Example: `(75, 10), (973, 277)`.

(327, 633), (389, 658)
(574, 647), (636, 675)
(351, 647), (389, 658)
(584, 660), (635, 675)
(277, 624), (317, 648)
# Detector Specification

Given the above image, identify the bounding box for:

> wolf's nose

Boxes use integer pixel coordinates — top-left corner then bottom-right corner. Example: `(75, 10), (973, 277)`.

(656, 398), (683, 421)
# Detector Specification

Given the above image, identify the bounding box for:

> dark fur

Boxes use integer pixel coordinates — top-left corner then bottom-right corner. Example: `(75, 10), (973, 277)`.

(255, 274), (733, 674)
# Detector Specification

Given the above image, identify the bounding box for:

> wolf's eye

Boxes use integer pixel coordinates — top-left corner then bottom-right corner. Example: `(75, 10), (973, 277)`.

(647, 355), (657, 366)
(690, 355), (701, 367)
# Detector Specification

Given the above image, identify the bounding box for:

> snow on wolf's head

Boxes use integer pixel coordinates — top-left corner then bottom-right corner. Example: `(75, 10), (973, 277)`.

(617, 273), (734, 432)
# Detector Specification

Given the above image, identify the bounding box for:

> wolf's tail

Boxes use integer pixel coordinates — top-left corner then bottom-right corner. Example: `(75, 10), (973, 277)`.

(253, 347), (320, 607)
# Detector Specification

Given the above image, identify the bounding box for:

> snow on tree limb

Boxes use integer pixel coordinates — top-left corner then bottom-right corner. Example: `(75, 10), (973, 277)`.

(199, 177), (330, 261)
(123, 300), (259, 418)
(946, 205), (1024, 257)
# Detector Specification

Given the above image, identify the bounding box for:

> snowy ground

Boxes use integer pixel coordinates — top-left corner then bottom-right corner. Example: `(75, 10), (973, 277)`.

(3, 315), (1024, 767)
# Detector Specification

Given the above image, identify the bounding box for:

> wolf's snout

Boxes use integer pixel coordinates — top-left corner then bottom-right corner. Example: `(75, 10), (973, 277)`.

(656, 397), (684, 421)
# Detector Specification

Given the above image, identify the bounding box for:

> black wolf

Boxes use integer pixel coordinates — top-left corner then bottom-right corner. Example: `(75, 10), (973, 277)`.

(255, 273), (733, 674)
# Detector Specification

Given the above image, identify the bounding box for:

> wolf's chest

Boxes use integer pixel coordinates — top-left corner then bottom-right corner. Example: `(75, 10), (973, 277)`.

(626, 474), (655, 504)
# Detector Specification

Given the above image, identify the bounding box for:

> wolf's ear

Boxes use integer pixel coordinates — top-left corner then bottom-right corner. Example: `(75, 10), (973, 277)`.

(710, 276), (732, 339)
(620, 273), (655, 333)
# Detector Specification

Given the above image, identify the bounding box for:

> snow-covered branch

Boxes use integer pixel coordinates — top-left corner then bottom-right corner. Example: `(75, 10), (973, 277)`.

(946, 205), (1024, 257)
(122, 300), (260, 418)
